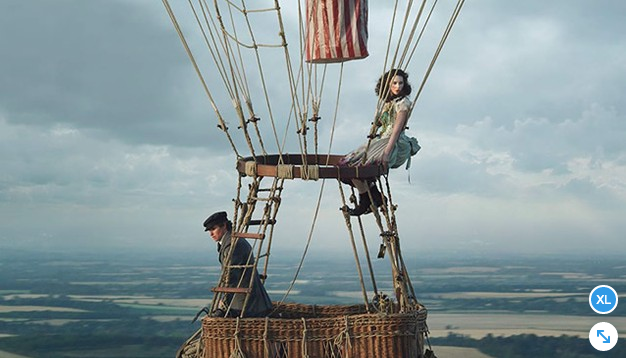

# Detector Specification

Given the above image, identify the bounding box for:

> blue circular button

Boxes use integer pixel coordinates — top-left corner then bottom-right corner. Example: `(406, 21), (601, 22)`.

(589, 285), (618, 314)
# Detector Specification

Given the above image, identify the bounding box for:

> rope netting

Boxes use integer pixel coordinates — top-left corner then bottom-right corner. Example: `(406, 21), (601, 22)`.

(165, 1), (465, 356)
(162, 0), (465, 165)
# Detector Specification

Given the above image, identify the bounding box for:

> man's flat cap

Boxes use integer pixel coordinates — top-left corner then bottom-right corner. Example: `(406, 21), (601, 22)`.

(203, 211), (228, 231)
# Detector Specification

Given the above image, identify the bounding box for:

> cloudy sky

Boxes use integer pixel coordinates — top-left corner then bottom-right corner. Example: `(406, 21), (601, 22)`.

(1, 0), (625, 258)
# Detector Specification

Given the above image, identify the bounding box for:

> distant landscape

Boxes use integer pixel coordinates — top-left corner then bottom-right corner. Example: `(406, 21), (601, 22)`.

(1, 247), (624, 357)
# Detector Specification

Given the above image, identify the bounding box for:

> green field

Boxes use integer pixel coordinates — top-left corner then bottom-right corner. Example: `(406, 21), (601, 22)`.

(0, 249), (624, 357)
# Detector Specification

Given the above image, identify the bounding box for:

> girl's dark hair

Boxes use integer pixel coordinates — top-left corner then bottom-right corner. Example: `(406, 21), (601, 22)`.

(374, 69), (412, 101)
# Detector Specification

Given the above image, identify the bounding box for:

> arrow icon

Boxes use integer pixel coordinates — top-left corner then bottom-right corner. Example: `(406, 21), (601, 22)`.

(590, 322), (618, 351)
(597, 330), (611, 344)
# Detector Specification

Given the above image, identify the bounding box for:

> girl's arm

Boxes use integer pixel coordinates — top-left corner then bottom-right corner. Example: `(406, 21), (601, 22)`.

(381, 109), (409, 164)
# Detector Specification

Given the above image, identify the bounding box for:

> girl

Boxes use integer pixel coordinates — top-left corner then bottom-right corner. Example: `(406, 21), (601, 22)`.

(340, 69), (420, 216)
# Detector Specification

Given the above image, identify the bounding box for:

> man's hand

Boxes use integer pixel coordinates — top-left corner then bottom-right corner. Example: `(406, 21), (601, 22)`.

(210, 309), (226, 318)
(191, 306), (210, 323)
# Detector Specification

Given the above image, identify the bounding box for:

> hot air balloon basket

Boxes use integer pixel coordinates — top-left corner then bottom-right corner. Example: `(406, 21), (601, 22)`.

(201, 303), (428, 358)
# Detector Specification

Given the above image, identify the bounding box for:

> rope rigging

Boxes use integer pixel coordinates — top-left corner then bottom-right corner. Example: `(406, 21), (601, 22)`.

(164, 0), (464, 322)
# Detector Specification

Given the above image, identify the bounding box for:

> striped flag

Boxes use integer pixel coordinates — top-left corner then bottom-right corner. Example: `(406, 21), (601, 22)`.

(305, 0), (369, 63)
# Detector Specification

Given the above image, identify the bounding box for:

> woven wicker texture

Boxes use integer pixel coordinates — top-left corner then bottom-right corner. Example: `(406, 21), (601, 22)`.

(202, 303), (427, 358)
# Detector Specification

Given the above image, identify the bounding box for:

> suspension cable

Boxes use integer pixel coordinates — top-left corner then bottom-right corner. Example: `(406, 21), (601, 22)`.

(162, 0), (241, 158)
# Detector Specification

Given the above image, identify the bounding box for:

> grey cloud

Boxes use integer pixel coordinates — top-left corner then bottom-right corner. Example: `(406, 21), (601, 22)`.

(558, 178), (626, 211)
(2, 1), (626, 255)
(0, 118), (234, 207)
(455, 103), (626, 174)
(414, 152), (506, 196)
(0, 1), (224, 150)
(0, 116), (239, 250)
(419, 0), (626, 133)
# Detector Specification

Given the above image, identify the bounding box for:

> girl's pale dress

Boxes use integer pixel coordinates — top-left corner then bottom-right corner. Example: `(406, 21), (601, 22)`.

(340, 96), (420, 169)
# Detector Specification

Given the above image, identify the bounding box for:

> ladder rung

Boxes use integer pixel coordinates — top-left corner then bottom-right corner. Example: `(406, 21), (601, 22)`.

(258, 253), (269, 259)
(257, 187), (282, 192)
(248, 219), (276, 226)
(232, 232), (265, 240)
(211, 287), (251, 294)
(251, 196), (273, 202)
(226, 264), (256, 269)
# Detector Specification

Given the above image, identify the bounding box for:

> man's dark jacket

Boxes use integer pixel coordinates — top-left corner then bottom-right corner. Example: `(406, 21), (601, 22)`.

(218, 230), (272, 317)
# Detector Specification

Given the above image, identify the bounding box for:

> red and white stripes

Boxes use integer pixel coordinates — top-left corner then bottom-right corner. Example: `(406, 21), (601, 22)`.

(305, 0), (369, 63)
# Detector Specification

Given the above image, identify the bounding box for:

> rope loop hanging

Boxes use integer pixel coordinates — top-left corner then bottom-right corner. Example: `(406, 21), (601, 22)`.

(263, 317), (270, 358)
(301, 317), (310, 358)
(229, 317), (247, 358)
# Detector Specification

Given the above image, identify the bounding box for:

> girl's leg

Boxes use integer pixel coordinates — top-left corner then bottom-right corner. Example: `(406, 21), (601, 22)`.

(348, 180), (383, 216)
(352, 179), (369, 193)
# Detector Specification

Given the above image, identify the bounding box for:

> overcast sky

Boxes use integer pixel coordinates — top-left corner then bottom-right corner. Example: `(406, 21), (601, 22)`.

(1, 0), (625, 258)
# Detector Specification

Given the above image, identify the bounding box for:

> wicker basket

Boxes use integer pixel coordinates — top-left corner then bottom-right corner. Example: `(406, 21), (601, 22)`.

(201, 303), (428, 358)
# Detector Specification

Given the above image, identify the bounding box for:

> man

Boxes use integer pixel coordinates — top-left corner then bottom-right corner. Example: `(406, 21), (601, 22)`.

(203, 211), (272, 317)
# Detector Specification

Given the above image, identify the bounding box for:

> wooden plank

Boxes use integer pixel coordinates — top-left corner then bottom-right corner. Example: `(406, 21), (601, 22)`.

(211, 287), (251, 294)
(247, 219), (276, 226)
(232, 232), (265, 240)
(236, 154), (388, 179)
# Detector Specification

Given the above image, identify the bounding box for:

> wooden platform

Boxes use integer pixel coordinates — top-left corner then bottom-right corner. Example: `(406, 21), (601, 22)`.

(236, 154), (388, 180)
